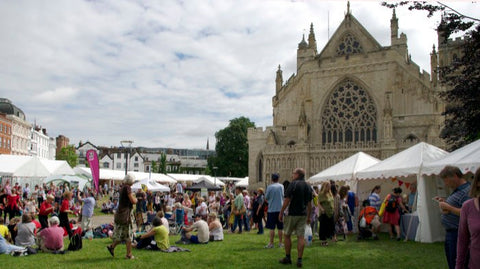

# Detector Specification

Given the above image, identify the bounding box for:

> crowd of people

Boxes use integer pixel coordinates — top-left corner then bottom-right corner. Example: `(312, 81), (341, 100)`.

(0, 164), (479, 268)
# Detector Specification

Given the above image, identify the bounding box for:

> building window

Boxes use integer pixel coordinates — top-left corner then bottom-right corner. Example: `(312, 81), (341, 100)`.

(117, 153), (121, 158)
(282, 126), (287, 131)
(134, 156), (138, 161)
(134, 163), (139, 168)
(336, 33), (363, 56)
(116, 163), (121, 169)
(103, 162), (110, 168)
(322, 79), (377, 144)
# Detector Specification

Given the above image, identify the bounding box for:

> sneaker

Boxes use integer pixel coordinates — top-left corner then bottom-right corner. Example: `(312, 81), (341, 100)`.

(278, 243), (284, 248)
(297, 260), (303, 268)
(265, 244), (274, 249)
(279, 257), (292, 265)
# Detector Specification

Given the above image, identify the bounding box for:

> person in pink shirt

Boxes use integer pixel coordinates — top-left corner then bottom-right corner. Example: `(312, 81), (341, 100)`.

(38, 216), (64, 253)
(456, 168), (480, 269)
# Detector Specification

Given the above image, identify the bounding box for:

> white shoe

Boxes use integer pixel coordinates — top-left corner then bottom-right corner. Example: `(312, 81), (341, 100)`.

(264, 244), (274, 249)
(278, 243), (284, 248)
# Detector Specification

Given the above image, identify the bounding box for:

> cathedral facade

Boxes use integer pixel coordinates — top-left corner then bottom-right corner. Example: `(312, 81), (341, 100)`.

(248, 8), (451, 189)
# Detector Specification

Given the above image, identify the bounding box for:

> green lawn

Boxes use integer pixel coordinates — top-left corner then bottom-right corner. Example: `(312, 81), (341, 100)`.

(1, 233), (447, 269)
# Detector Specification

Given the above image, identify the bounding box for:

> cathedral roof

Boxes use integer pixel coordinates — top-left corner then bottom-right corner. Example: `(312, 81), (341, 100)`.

(298, 34), (308, 49)
(0, 98), (26, 120)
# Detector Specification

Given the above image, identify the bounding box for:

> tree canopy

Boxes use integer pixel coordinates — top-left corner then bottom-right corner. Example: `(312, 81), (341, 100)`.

(209, 117), (255, 177)
(56, 145), (78, 168)
(382, 1), (480, 150)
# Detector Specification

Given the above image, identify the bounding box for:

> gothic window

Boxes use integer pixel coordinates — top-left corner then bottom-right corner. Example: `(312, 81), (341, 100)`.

(336, 33), (363, 56)
(322, 80), (377, 145)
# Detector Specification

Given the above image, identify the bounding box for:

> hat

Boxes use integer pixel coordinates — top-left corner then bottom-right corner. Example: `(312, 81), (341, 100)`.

(46, 194), (55, 200)
(124, 173), (135, 185)
(271, 173), (279, 180)
(257, 188), (264, 194)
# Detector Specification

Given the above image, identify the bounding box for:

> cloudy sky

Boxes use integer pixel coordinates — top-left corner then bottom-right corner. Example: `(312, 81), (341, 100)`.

(1, 0), (477, 149)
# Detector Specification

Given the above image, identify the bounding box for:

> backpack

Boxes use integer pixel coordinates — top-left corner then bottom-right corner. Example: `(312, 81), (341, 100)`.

(385, 195), (398, 213)
(68, 233), (83, 251)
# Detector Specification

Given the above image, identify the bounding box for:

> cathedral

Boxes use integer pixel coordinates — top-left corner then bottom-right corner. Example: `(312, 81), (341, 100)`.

(247, 6), (461, 189)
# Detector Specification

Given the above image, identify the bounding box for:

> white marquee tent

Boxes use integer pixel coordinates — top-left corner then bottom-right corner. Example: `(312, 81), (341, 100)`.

(168, 173), (224, 186)
(131, 178), (170, 192)
(74, 167), (176, 184)
(309, 152), (380, 183)
(354, 142), (449, 243)
(235, 177), (249, 188)
(0, 155), (74, 187)
(422, 138), (480, 176)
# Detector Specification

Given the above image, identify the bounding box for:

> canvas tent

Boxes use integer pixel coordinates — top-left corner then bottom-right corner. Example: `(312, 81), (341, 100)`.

(422, 138), (480, 176)
(131, 178), (170, 192)
(415, 139), (480, 243)
(309, 152), (380, 183)
(354, 142), (449, 243)
(44, 175), (91, 191)
(185, 179), (222, 191)
(235, 177), (249, 188)
(0, 155), (74, 187)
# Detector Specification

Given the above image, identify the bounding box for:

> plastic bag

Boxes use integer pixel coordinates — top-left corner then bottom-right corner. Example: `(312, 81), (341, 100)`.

(304, 225), (313, 246)
(359, 216), (367, 228)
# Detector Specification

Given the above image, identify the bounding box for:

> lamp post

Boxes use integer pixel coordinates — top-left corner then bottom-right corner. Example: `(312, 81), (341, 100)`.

(120, 140), (133, 175)
(213, 166), (218, 187)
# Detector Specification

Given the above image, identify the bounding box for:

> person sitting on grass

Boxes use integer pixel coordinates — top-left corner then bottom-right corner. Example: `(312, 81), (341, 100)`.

(207, 212), (223, 241)
(178, 215), (209, 244)
(15, 213), (36, 248)
(156, 211), (170, 233)
(0, 233), (26, 256)
(133, 217), (170, 251)
(38, 216), (64, 253)
(0, 218), (11, 242)
(101, 203), (110, 214)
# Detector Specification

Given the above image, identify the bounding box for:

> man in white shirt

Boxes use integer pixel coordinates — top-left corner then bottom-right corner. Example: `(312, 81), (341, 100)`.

(180, 215), (209, 244)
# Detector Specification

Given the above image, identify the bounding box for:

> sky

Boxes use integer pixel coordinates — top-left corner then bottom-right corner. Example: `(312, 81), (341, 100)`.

(0, 0), (477, 150)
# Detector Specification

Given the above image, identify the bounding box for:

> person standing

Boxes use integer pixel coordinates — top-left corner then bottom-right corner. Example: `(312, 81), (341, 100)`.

(242, 190), (251, 232)
(107, 174), (138, 260)
(279, 168), (312, 268)
(59, 191), (73, 238)
(346, 186), (358, 234)
(78, 191), (95, 231)
(436, 166), (471, 269)
(318, 182), (335, 246)
(231, 187), (244, 234)
(253, 188), (265, 235)
(38, 195), (55, 229)
(265, 173), (284, 248)
(368, 186), (382, 211)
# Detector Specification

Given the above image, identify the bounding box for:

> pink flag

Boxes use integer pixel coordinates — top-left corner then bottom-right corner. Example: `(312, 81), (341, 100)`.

(86, 149), (100, 193)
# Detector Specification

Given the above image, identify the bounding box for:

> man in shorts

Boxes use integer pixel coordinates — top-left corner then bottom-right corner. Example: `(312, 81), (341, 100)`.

(279, 168), (312, 268)
(107, 174), (137, 259)
(265, 173), (284, 248)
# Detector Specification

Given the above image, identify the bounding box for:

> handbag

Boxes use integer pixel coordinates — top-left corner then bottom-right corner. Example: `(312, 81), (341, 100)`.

(359, 213), (367, 228)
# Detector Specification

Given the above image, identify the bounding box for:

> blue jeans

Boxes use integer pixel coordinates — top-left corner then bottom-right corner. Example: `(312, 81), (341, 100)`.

(243, 211), (250, 231)
(445, 229), (458, 269)
(232, 214), (243, 233)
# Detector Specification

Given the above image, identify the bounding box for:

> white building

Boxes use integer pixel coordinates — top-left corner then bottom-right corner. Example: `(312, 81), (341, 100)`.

(99, 150), (145, 172)
(76, 141), (100, 166)
(30, 126), (56, 160)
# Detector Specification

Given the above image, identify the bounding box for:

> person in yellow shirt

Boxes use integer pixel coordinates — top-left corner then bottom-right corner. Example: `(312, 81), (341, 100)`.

(0, 218), (9, 242)
(133, 216), (170, 251)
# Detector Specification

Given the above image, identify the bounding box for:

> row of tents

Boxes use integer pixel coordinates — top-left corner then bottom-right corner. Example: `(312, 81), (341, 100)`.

(0, 155), (246, 192)
(308, 139), (480, 243)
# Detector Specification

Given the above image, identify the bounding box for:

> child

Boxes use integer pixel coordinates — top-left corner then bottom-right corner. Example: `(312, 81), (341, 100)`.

(174, 203), (185, 226)
(358, 200), (380, 240)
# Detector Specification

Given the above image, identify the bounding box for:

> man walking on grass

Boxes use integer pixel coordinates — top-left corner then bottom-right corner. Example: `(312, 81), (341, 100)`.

(279, 168), (312, 268)
(265, 173), (284, 248)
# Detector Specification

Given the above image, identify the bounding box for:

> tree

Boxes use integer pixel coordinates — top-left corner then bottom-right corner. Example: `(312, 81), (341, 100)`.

(151, 160), (158, 173)
(210, 117), (255, 177)
(159, 152), (167, 174)
(56, 145), (78, 168)
(382, 2), (480, 150)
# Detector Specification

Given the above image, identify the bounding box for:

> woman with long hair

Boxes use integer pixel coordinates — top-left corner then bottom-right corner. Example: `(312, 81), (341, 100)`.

(318, 182), (335, 246)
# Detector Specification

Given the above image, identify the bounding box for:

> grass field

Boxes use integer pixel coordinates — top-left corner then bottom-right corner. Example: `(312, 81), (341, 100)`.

(0, 232), (447, 269)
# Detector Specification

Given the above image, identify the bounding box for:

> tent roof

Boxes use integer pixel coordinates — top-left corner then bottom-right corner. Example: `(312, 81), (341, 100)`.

(195, 176), (225, 186)
(0, 155), (70, 178)
(309, 152), (380, 183)
(131, 178), (170, 192)
(235, 177), (249, 188)
(356, 142), (448, 180)
(44, 175), (90, 190)
(74, 167), (176, 183)
(422, 139), (480, 175)
(167, 174), (224, 186)
(185, 180), (222, 191)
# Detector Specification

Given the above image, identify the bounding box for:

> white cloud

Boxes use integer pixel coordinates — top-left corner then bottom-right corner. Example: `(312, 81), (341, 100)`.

(0, 0), (477, 149)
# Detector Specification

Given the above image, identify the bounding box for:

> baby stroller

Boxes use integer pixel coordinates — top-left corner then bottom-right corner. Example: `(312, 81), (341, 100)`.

(357, 200), (379, 240)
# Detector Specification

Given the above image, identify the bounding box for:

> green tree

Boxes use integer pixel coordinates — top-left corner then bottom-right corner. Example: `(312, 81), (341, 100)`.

(56, 145), (78, 168)
(159, 152), (167, 174)
(151, 160), (158, 173)
(211, 117), (255, 177)
(382, 2), (480, 150)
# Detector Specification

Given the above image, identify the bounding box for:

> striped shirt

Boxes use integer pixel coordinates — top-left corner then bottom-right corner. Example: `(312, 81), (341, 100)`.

(441, 182), (471, 230)
(368, 192), (381, 211)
